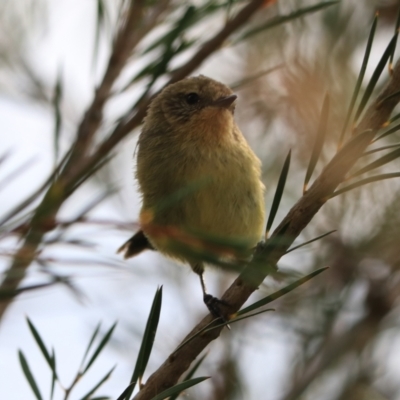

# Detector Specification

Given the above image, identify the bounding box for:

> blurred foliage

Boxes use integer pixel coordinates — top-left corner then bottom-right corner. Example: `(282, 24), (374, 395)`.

(2, 0), (400, 399)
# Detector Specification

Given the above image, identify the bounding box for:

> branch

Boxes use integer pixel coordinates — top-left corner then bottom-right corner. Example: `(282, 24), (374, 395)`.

(132, 61), (400, 400)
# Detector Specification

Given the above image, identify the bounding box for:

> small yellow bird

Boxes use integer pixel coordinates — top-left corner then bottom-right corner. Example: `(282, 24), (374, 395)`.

(119, 75), (265, 317)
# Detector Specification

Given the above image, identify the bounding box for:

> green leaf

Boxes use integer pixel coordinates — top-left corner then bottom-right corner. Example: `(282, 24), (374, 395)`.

(124, 286), (163, 399)
(26, 318), (58, 380)
(150, 377), (209, 400)
(142, 6), (197, 55)
(236, 1), (338, 43)
(266, 150), (291, 235)
(377, 89), (400, 105)
(338, 13), (378, 147)
(331, 173), (400, 198)
(237, 267), (328, 316)
(116, 383), (135, 400)
(304, 94), (330, 193)
(93, 0), (109, 69)
(286, 230), (336, 254)
(174, 320), (218, 353)
(349, 148), (400, 178)
(388, 112), (400, 125)
(168, 354), (208, 400)
(0, 158), (37, 193)
(204, 308), (275, 332)
(363, 143), (400, 156)
(80, 322), (102, 371)
(389, 5), (400, 70)
(0, 145), (74, 226)
(82, 322), (117, 374)
(373, 122), (400, 142)
(52, 69), (63, 164)
(181, 354), (207, 382)
(18, 350), (43, 400)
(90, 397), (111, 400)
(123, 5), (201, 91)
(354, 34), (398, 123)
(79, 365), (116, 400)
(50, 349), (56, 400)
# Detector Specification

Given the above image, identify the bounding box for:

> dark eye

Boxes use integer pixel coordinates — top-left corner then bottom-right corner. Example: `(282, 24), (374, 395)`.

(185, 92), (200, 105)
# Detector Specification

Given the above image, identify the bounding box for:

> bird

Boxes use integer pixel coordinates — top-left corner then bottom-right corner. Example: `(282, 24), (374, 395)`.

(119, 75), (265, 319)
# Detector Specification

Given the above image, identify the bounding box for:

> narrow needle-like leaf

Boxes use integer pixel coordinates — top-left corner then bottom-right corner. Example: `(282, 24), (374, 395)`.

(174, 319), (218, 352)
(125, 286), (163, 399)
(388, 112), (400, 125)
(0, 146), (73, 226)
(116, 383), (135, 400)
(18, 350), (43, 400)
(82, 322), (117, 374)
(266, 150), (291, 236)
(93, 0), (108, 69)
(203, 308), (275, 332)
(377, 89), (400, 105)
(338, 14), (378, 147)
(286, 230), (336, 253)
(354, 34), (398, 124)
(331, 173), (400, 198)
(0, 158), (37, 192)
(150, 377), (210, 400)
(50, 349), (56, 400)
(168, 354), (208, 400)
(373, 122), (400, 142)
(80, 322), (101, 371)
(304, 94), (330, 193)
(237, 267), (328, 316)
(79, 365), (116, 400)
(389, 7), (400, 72)
(52, 70), (63, 164)
(26, 318), (57, 379)
(363, 143), (400, 156)
(349, 148), (400, 178)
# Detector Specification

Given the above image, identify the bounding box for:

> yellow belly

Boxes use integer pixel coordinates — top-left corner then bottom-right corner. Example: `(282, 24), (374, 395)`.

(139, 139), (265, 262)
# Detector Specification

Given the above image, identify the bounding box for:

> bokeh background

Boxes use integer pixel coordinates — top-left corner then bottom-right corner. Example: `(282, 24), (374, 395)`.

(1, 0), (400, 399)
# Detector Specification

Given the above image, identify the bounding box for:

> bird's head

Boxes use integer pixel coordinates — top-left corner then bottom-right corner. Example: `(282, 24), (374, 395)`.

(144, 75), (237, 141)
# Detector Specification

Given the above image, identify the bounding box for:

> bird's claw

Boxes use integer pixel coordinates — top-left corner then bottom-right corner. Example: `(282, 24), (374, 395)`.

(203, 293), (230, 325)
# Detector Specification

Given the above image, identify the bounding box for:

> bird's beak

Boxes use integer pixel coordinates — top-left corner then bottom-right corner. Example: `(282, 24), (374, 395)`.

(212, 94), (237, 109)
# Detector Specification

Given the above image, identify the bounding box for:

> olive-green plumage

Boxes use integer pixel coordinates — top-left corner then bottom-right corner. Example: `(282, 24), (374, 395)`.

(119, 75), (265, 315)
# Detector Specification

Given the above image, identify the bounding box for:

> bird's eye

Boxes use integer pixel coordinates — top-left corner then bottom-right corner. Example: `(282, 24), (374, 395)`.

(185, 92), (200, 105)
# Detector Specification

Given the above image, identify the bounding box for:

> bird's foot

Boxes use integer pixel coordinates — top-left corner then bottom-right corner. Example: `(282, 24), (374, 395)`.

(203, 293), (230, 325)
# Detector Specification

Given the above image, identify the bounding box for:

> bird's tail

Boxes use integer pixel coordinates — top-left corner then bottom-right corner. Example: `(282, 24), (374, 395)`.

(117, 230), (154, 258)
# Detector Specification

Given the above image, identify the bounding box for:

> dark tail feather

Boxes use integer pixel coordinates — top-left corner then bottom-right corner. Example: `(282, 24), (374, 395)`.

(117, 230), (154, 259)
